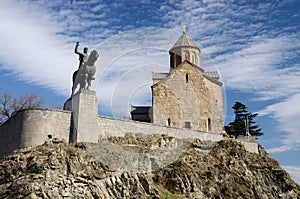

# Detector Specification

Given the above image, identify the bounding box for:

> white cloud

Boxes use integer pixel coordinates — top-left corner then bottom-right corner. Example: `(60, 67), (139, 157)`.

(260, 93), (300, 152)
(216, 36), (300, 100)
(217, 36), (300, 152)
(0, 1), (76, 94)
(159, 0), (300, 153)
(266, 145), (294, 154)
(0, 0), (117, 95)
(282, 166), (300, 184)
(93, 28), (181, 117)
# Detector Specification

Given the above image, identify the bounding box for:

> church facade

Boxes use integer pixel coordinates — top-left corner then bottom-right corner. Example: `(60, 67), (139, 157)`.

(132, 30), (224, 133)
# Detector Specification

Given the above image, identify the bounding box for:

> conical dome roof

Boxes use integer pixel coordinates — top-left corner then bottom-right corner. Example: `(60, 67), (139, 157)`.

(169, 29), (201, 68)
(170, 31), (199, 50)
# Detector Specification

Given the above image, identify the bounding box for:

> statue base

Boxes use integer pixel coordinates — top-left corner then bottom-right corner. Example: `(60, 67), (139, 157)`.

(69, 90), (99, 143)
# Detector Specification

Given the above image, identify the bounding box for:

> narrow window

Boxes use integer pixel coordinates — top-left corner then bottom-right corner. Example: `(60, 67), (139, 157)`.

(167, 118), (171, 126)
(208, 118), (211, 131)
(170, 53), (174, 68)
(185, 121), (191, 129)
(176, 55), (182, 67)
(186, 73), (189, 83)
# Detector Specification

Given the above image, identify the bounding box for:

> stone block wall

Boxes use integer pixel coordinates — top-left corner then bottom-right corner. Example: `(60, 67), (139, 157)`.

(0, 110), (25, 156)
(239, 140), (259, 153)
(236, 136), (258, 153)
(0, 108), (257, 155)
(203, 77), (224, 133)
(152, 62), (212, 131)
(97, 116), (223, 142)
(0, 109), (71, 156)
(71, 90), (99, 143)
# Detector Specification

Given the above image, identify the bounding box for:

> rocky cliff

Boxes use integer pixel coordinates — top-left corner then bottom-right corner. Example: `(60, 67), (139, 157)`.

(0, 134), (299, 198)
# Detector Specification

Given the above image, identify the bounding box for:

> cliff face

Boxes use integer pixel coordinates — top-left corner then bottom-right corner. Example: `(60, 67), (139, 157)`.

(0, 135), (299, 199)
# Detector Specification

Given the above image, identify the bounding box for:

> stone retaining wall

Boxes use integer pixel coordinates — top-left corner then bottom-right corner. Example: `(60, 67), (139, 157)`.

(97, 116), (223, 141)
(0, 108), (257, 155)
(0, 109), (71, 155)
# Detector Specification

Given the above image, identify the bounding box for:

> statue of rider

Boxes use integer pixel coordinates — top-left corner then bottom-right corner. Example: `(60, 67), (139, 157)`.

(72, 42), (89, 94)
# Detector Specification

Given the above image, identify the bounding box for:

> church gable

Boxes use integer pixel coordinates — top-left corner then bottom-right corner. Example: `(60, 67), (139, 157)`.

(135, 29), (224, 133)
(152, 60), (204, 88)
(152, 61), (212, 131)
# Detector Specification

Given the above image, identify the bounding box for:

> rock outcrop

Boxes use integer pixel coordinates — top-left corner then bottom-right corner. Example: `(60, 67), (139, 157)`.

(0, 135), (299, 198)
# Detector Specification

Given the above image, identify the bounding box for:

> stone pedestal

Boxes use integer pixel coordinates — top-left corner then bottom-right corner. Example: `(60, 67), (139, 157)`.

(70, 90), (98, 143)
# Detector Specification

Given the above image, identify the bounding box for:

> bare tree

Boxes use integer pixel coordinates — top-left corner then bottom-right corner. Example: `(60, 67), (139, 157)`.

(0, 92), (45, 124)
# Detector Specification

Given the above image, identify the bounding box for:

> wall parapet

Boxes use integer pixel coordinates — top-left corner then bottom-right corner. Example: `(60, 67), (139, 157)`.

(0, 108), (258, 155)
(97, 115), (223, 142)
(236, 135), (256, 142)
(0, 108), (72, 156)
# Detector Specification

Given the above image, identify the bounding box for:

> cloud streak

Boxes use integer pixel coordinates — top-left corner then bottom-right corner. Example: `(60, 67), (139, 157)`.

(93, 28), (182, 117)
(260, 93), (300, 153)
(159, 0), (300, 153)
(282, 166), (300, 184)
(0, 1), (76, 94)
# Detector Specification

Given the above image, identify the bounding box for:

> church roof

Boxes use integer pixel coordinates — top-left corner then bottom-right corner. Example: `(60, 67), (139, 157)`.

(204, 71), (220, 80)
(131, 106), (151, 114)
(170, 31), (199, 50)
(152, 73), (169, 80)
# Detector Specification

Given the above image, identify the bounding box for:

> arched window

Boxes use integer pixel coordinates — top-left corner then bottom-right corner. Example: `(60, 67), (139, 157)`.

(191, 54), (195, 63)
(176, 55), (182, 67)
(208, 118), (211, 131)
(186, 73), (189, 83)
(184, 51), (189, 61)
(167, 118), (171, 126)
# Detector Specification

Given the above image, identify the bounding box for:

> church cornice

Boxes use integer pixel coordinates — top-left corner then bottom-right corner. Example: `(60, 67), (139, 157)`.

(203, 73), (223, 86)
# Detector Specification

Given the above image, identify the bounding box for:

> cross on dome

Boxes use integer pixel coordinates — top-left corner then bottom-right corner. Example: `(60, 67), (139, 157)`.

(182, 24), (187, 33)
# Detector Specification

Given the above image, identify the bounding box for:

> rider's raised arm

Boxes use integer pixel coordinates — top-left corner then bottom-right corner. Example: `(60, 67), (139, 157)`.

(74, 42), (84, 55)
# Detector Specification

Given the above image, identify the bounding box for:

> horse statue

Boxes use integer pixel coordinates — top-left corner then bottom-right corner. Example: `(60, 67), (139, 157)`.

(72, 50), (99, 94)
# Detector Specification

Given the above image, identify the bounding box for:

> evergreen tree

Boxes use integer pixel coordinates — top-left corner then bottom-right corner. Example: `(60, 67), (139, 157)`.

(225, 102), (263, 137)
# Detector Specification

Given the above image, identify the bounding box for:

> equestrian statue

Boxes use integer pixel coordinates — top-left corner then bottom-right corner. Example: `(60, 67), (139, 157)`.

(72, 42), (99, 95)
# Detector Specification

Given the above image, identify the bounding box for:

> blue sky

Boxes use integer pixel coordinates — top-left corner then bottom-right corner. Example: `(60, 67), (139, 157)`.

(0, 0), (299, 183)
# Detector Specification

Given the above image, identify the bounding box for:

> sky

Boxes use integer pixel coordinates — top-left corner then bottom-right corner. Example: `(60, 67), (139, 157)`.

(0, 0), (299, 183)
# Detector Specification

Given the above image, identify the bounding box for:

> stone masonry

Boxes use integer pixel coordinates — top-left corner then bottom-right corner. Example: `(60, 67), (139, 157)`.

(150, 30), (224, 133)
(0, 108), (258, 155)
(71, 90), (99, 143)
(152, 61), (213, 131)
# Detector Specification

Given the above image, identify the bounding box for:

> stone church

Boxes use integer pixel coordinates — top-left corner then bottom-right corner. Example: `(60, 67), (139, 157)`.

(131, 30), (224, 133)
(0, 29), (258, 156)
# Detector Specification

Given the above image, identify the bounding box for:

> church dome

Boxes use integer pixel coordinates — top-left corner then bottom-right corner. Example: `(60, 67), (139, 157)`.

(170, 31), (199, 50)
(169, 29), (201, 68)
